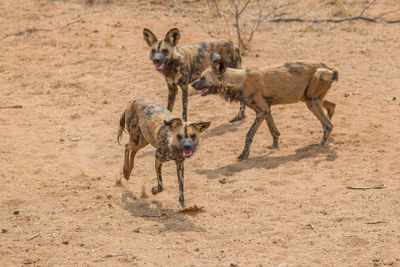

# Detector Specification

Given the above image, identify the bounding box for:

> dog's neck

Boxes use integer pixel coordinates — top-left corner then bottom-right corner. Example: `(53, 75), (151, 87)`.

(219, 69), (247, 102)
(161, 49), (182, 77)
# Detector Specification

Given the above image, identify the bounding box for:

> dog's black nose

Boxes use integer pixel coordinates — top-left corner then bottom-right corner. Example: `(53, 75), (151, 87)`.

(153, 58), (160, 64)
(183, 144), (191, 150)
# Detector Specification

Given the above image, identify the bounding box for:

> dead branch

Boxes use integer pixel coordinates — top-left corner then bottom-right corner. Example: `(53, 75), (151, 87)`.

(1, 28), (52, 41)
(270, 0), (400, 24)
(1, 19), (81, 42)
(346, 184), (386, 190)
(366, 221), (388, 224)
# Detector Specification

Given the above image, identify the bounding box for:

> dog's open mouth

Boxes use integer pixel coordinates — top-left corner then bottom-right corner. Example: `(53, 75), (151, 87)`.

(155, 63), (165, 70)
(182, 150), (193, 158)
(200, 88), (209, 96)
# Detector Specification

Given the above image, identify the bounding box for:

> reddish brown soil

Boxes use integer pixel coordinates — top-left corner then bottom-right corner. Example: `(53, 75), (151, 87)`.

(1, 0), (400, 266)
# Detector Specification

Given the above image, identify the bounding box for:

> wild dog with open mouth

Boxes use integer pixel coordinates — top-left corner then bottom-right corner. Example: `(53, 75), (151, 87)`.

(191, 52), (338, 160)
(116, 98), (210, 208)
(143, 27), (246, 122)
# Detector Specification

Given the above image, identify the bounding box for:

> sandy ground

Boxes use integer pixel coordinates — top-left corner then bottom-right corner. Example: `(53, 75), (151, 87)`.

(1, 0), (400, 266)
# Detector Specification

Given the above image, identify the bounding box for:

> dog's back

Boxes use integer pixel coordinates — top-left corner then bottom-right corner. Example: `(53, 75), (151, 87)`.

(177, 39), (241, 82)
(118, 98), (174, 148)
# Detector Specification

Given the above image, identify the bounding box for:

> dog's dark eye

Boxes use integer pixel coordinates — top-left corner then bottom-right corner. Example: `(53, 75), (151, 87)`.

(176, 134), (182, 141)
(151, 49), (156, 55)
(162, 49), (169, 55)
(190, 134), (196, 140)
(200, 77), (205, 83)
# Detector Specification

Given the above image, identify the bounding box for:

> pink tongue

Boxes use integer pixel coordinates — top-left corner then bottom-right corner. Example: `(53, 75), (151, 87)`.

(183, 150), (192, 157)
(200, 88), (209, 95)
(155, 63), (164, 70)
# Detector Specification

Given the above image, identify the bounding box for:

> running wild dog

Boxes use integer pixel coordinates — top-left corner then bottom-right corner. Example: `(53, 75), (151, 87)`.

(191, 52), (338, 160)
(143, 28), (246, 122)
(117, 98), (210, 208)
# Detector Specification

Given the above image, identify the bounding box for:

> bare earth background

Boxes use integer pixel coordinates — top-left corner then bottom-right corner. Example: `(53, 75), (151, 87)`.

(1, 0), (400, 266)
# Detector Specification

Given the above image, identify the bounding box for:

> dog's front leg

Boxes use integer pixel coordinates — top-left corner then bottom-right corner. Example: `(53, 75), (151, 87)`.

(175, 160), (185, 208)
(229, 101), (246, 123)
(167, 83), (178, 112)
(151, 158), (164, 195)
(181, 85), (188, 121)
(238, 112), (266, 160)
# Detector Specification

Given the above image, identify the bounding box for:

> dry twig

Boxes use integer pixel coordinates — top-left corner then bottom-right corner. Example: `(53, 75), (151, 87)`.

(27, 233), (40, 240)
(305, 223), (320, 234)
(366, 221), (388, 224)
(346, 184), (386, 190)
(59, 20), (81, 31)
(0, 105), (23, 109)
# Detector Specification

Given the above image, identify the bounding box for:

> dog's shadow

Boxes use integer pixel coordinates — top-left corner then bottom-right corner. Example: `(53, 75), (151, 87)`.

(120, 191), (204, 233)
(202, 119), (245, 139)
(195, 144), (337, 179)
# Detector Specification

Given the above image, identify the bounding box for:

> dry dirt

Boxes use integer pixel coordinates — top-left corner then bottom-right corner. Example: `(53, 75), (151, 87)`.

(1, 0), (400, 266)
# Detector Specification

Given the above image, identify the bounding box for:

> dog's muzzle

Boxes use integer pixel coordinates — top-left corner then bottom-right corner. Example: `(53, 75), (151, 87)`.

(152, 55), (166, 71)
(180, 140), (194, 158)
(191, 80), (210, 96)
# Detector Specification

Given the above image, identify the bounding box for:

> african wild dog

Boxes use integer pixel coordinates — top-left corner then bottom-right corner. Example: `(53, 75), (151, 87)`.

(192, 52), (338, 160)
(143, 28), (246, 122)
(116, 98), (210, 208)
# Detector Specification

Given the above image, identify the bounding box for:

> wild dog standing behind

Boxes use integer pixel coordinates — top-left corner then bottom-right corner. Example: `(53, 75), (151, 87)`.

(116, 98), (210, 208)
(143, 28), (246, 122)
(192, 52), (338, 160)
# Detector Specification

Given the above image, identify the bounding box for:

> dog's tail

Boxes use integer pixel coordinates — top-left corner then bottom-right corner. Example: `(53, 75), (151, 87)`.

(117, 111), (125, 145)
(314, 67), (338, 82)
(305, 67), (338, 100)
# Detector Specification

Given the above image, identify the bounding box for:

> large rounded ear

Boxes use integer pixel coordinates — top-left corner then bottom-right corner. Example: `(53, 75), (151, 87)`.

(190, 121), (211, 133)
(164, 28), (180, 47)
(143, 28), (158, 46)
(211, 53), (227, 76)
(164, 118), (182, 131)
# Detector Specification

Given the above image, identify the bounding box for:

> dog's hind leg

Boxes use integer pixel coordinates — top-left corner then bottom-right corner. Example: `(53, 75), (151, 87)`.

(306, 99), (333, 145)
(238, 112), (266, 160)
(121, 134), (148, 183)
(322, 100), (336, 120)
(151, 159), (164, 195)
(167, 83), (178, 112)
(229, 101), (246, 123)
(265, 112), (280, 149)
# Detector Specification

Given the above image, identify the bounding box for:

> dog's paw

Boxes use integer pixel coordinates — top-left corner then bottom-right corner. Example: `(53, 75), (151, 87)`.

(229, 114), (245, 123)
(123, 169), (130, 180)
(237, 152), (249, 161)
(151, 185), (163, 195)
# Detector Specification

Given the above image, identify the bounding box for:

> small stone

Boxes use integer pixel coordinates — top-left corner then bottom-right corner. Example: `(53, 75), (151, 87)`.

(393, 97), (396, 101)
(194, 248), (200, 251)
(13, 210), (19, 215)
(1, 229), (7, 233)
(62, 240), (69, 245)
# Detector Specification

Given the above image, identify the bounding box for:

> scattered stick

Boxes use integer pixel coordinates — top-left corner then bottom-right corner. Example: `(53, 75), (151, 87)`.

(59, 20), (80, 31)
(27, 233), (40, 241)
(346, 184), (386, 190)
(59, 138), (89, 142)
(366, 221), (388, 224)
(305, 224), (320, 234)
(103, 252), (127, 258)
(270, 0), (400, 24)
(0, 105), (23, 109)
